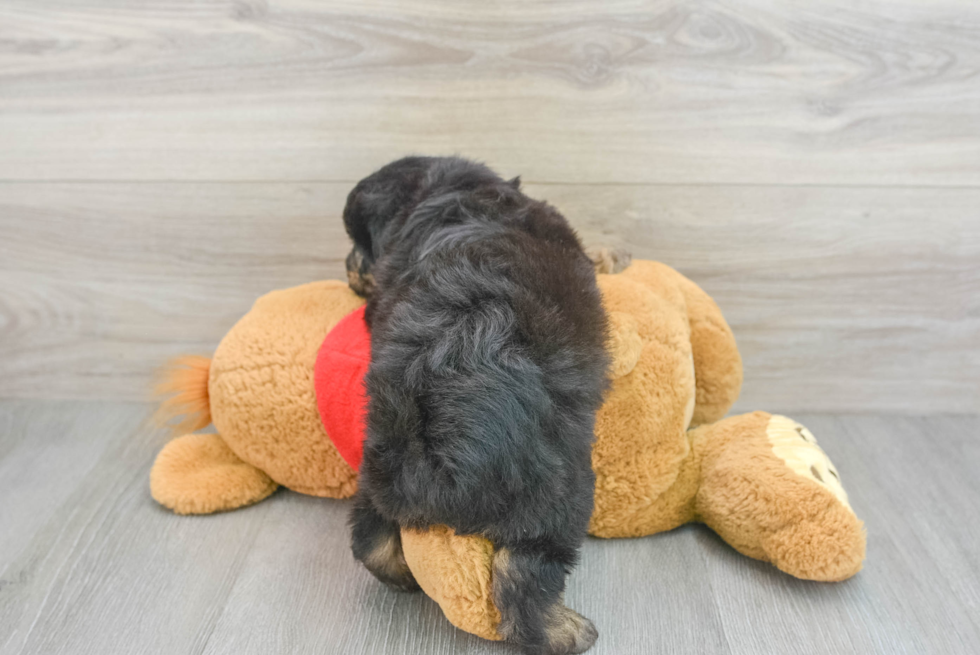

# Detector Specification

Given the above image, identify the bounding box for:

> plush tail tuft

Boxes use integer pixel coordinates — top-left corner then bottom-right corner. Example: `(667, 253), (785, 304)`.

(153, 355), (212, 435)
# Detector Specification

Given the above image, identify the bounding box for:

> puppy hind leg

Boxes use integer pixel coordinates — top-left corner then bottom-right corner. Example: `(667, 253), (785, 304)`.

(492, 544), (597, 655)
(349, 491), (420, 592)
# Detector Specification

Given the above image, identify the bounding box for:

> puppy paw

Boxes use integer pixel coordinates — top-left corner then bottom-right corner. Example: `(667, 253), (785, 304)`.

(358, 533), (421, 593)
(379, 572), (422, 594)
(540, 606), (598, 655)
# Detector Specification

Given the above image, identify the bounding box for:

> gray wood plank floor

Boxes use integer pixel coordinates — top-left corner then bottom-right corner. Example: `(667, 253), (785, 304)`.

(1, 400), (977, 655)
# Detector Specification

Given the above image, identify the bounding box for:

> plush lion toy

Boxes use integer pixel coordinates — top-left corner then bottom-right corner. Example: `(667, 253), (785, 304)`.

(151, 257), (865, 642)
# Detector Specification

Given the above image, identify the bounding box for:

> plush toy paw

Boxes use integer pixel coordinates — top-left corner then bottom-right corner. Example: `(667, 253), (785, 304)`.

(150, 433), (278, 515)
(758, 415), (865, 581)
(764, 415), (852, 513)
(401, 526), (503, 641)
(692, 412), (866, 582)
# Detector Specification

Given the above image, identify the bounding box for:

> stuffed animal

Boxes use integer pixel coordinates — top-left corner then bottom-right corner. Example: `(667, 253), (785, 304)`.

(151, 258), (865, 642)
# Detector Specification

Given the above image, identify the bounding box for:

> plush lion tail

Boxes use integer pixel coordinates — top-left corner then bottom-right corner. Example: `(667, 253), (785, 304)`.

(153, 355), (212, 435)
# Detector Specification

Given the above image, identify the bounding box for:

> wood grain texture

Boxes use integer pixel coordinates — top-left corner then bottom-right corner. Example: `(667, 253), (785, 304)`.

(1, 401), (978, 654)
(1, 0), (980, 184)
(1, 182), (977, 413)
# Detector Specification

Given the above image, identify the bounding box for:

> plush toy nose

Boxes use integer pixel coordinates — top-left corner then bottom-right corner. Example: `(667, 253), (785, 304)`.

(607, 311), (642, 378)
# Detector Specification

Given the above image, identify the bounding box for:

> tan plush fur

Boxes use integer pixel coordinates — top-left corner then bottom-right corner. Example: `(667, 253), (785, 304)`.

(150, 281), (363, 513)
(149, 260), (865, 640)
(401, 526), (503, 641)
(151, 433), (277, 514)
(690, 412), (865, 582)
(208, 280), (363, 498)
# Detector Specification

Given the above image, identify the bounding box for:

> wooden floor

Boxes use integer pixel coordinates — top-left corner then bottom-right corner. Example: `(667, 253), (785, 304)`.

(0, 401), (977, 654)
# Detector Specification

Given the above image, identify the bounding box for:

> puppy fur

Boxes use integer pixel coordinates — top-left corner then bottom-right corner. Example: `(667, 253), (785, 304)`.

(344, 156), (608, 655)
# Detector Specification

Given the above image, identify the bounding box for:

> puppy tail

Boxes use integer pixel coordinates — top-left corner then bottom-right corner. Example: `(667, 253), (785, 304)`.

(153, 355), (212, 435)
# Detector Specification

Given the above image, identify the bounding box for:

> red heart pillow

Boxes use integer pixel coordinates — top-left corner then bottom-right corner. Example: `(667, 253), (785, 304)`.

(314, 306), (370, 471)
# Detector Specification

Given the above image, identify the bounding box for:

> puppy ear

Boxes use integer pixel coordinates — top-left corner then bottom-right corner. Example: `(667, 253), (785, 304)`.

(507, 176), (521, 189)
(607, 311), (642, 378)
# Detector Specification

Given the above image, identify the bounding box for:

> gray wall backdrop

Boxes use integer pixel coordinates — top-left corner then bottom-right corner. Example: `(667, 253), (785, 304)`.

(1, 0), (978, 414)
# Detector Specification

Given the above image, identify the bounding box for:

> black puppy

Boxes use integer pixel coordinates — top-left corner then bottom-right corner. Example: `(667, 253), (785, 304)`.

(344, 156), (608, 655)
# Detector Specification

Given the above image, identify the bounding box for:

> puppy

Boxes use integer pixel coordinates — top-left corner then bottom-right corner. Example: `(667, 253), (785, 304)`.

(344, 156), (608, 655)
